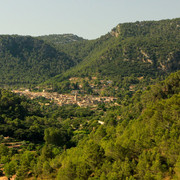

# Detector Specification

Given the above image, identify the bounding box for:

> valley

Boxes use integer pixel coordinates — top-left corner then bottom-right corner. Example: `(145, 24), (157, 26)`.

(0, 18), (179, 179)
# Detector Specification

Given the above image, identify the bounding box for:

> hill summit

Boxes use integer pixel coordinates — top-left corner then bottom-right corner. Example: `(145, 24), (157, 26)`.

(38, 34), (85, 44)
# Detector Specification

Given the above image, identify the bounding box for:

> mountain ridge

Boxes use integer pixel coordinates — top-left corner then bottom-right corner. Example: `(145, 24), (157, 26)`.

(42, 18), (180, 96)
(37, 34), (85, 44)
(0, 18), (179, 93)
(0, 35), (79, 87)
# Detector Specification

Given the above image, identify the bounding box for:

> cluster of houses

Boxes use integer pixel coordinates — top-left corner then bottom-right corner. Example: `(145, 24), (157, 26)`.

(12, 90), (117, 107)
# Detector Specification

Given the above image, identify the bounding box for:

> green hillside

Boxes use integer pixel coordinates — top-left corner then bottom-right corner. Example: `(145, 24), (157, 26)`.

(55, 18), (180, 76)
(54, 70), (180, 180)
(0, 35), (78, 87)
(0, 70), (179, 179)
(37, 34), (85, 44)
(0, 18), (179, 92)
(44, 18), (180, 96)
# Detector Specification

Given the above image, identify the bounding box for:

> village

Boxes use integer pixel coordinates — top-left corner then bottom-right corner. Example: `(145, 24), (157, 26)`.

(12, 89), (117, 107)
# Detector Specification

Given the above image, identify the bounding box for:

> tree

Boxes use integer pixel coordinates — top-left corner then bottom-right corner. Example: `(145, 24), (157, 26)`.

(4, 160), (17, 179)
(44, 128), (68, 146)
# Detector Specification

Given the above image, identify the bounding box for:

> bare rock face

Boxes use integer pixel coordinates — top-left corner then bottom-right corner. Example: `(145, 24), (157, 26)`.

(110, 24), (121, 37)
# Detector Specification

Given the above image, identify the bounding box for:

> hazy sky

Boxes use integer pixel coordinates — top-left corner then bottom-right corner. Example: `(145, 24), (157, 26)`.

(0, 0), (179, 39)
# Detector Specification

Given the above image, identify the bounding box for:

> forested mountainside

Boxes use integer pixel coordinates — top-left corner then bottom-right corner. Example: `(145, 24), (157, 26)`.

(46, 18), (180, 96)
(56, 18), (180, 71)
(0, 70), (179, 179)
(0, 35), (79, 87)
(0, 17), (179, 180)
(38, 34), (85, 44)
(0, 18), (179, 92)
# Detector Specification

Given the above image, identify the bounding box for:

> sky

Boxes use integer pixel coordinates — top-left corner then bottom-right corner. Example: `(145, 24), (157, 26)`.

(0, 0), (179, 39)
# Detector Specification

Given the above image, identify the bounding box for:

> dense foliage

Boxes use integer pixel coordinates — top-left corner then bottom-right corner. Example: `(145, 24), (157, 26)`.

(0, 18), (179, 92)
(38, 34), (85, 44)
(42, 18), (180, 97)
(56, 18), (180, 77)
(0, 18), (180, 179)
(0, 70), (179, 179)
(53, 70), (180, 180)
(0, 35), (78, 87)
